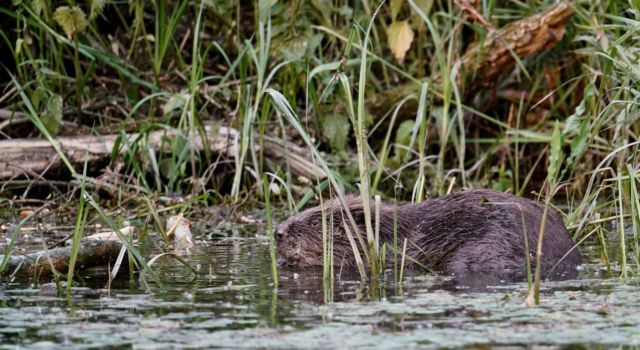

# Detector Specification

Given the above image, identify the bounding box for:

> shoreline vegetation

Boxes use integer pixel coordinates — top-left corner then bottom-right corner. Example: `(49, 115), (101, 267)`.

(0, 0), (639, 295)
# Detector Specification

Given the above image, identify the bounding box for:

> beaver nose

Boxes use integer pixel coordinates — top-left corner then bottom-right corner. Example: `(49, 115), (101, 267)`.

(274, 224), (286, 241)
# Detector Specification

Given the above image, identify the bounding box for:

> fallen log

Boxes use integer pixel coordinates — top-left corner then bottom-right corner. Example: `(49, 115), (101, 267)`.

(0, 226), (134, 277)
(0, 124), (325, 181)
(0, 239), (124, 277)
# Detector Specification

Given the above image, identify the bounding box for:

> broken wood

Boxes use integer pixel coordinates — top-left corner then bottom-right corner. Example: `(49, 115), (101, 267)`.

(0, 226), (134, 277)
(0, 240), (123, 277)
(460, 2), (574, 92)
(0, 124), (326, 181)
(368, 2), (573, 118)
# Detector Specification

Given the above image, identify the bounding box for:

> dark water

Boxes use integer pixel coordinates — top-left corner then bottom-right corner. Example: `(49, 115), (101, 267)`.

(1, 226), (639, 349)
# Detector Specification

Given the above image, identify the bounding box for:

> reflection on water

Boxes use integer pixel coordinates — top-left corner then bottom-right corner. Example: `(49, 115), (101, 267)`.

(1, 226), (639, 349)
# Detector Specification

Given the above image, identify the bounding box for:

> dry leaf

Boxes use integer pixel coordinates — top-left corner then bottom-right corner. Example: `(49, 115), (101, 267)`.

(387, 20), (414, 63)
(53, 6), (88, 39)
(167, 215), (194, 249)
(19, 210), (34, 218)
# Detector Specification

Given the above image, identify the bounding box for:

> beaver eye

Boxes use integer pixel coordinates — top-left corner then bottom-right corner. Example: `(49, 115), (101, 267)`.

(310, 219), (320, 227)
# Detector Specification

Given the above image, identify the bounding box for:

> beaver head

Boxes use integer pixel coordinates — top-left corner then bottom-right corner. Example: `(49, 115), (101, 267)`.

(274, 195), (409, 267)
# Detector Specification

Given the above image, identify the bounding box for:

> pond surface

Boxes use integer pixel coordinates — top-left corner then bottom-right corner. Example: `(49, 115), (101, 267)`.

(1, 225), (639, 349)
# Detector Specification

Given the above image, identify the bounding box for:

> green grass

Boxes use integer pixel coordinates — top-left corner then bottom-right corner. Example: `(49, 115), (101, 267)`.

(262, 173), (278, 288)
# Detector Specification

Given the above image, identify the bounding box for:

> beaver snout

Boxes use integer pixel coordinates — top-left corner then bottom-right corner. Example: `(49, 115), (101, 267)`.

(274, 222), (289, 241)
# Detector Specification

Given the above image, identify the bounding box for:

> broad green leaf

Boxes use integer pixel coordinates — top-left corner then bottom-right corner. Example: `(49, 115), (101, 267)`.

(563, 96), (587, 134)
(567, 118), (589, 169)
(548, 121), (563, 185)
(41, 94), (63, 136)
(321, 114), (350, 155)
(162, 91), (188, 115)
(393, 119), (415, 161)
(53, 6), (88, 39)
(31, 86), (47, 110)
(565, 85), (594, 168)
(272, 29), (313, 58)
(15, 38), (24, 56)
(387, 20), (414, 63)
(159, 158), (177, 180)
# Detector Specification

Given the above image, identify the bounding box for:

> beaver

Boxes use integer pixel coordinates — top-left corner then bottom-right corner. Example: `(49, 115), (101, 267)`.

(275, 189), (582, 279)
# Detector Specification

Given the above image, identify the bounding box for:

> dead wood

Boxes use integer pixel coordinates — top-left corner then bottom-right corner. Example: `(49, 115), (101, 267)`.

(0, 227), (135, 277)
(0, 109), (27, 120)
(460, 2), (574, 92)
(263, 135), (327, 181)
(0, 124), (325, 182)
(0, 239), (124, 277)
(368, 2), (573, 119)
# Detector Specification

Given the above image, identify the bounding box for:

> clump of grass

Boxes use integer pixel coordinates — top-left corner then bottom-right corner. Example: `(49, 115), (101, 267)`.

(526, 121), (563, 306)
(66, 160), (89, 290)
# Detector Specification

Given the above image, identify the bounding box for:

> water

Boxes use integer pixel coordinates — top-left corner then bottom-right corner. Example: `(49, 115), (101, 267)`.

(1, 225), (639, 349)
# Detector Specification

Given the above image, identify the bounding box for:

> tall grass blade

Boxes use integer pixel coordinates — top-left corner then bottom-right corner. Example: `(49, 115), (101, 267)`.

(262, 174), (278, 288)
(66, 158), (89, 290)
(266, 88), (368, 280)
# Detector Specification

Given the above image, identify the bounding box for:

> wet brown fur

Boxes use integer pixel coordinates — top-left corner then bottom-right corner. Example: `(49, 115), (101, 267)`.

(275, 189), (582, 278)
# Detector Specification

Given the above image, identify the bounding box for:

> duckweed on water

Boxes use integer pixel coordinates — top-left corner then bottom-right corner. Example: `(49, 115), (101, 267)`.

(1, 238), (639, 349)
